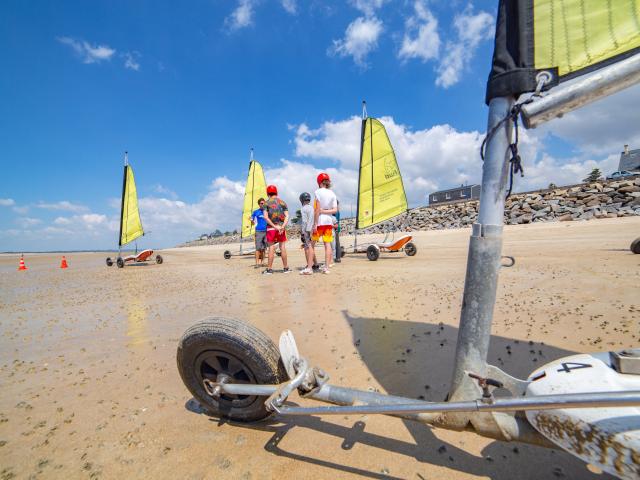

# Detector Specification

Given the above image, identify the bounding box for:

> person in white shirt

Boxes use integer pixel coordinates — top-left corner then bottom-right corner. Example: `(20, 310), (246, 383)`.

(312, 172), (338, 274)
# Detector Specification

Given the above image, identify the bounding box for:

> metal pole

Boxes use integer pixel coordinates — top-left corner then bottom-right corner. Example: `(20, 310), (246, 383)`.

(521, 53), (640, 129)
(448, 96), (514, 406)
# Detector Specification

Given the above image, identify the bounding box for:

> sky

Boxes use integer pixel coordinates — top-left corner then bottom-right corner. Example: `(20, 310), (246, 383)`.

(1, 0), (639, 251)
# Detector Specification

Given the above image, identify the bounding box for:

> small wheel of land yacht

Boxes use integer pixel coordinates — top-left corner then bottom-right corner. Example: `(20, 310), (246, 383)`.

(176, 317), (287, 422)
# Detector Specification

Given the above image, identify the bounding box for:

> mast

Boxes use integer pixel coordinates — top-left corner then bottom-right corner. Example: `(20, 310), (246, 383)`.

(354, 101), (367, 250)
(117, 151), (128, 253)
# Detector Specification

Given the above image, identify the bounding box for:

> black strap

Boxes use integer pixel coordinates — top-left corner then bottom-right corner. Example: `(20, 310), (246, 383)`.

(480, 100), (530, 199)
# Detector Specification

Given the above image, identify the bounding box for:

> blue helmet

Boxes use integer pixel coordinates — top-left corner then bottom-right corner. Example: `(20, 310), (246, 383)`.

(299, 192), (311, 204)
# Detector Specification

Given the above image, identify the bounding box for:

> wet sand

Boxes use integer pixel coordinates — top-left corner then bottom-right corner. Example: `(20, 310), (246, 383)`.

(1, 216), (639, 479)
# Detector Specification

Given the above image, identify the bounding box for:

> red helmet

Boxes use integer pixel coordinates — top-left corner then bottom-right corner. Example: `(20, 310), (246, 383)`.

(317, 172), (330, 186)
(266, 184), (278, 196)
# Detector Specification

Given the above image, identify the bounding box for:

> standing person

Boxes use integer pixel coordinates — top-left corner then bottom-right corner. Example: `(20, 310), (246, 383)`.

(263, 185), (290, 275)
(312, 173), (338, 274)
(299, 192), (315, 275)
(251, 198), (267, 268)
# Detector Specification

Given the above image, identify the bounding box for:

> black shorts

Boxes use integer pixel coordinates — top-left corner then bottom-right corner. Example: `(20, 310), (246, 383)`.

(255, 231), (267, 251)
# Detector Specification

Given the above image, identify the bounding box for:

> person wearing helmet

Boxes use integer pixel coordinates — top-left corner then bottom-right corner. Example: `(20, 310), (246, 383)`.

(263, 185), (290, 274)
(299, 192), (316, 275)
(250, 197), (267, 268)
(313, 172), (338, 274)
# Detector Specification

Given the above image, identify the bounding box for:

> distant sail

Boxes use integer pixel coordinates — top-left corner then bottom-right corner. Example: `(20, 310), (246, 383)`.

(356, 117), (408, 229)
(119, 164), (144, 246)
(241, 160), (267, 238)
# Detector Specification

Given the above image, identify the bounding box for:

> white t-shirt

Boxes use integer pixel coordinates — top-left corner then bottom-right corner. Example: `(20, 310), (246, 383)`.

(314, 188), (337, 226)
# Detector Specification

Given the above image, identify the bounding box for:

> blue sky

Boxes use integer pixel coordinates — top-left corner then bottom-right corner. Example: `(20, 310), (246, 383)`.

(1, 0), (638, 251)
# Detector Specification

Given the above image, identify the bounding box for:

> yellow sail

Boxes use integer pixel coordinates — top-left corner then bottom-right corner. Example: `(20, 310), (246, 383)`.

(533, 0), (640, 78)
(119, 164), (144, 246)
(241, 160), (267, 238)
(356, 118), (408, 229)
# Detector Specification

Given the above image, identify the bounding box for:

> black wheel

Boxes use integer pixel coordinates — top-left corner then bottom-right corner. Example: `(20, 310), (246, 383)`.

(632, 237), (640, 254)
(176, 317), (287, 422)
(156, 255), (163, 264)
(404, 242), (417, 257)
(116, 257), (124, 268)
(223, 250), (232, 260)
(340, 246), (346, 258)
(366, 245), (380, 261)
(106, 257), (113, 267)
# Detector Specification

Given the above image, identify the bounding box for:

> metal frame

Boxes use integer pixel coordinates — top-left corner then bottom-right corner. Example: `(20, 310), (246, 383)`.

(202, 61), (640, 449)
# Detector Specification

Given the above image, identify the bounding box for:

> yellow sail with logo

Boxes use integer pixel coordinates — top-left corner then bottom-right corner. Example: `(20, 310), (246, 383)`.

(119, 164), (144, 246)
(241, 160), (267, 239)
(487, 0), (640, 102)
(356, 118), (408, 229)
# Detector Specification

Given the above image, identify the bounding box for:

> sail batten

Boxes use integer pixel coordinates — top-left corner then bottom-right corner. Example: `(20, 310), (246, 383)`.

(119, 164), (144, 247)
(356, 117), (408, 230)
(241, 160), (267, 239)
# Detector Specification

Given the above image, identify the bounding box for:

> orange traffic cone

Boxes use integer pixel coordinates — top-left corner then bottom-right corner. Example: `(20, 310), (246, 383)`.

(60, 256), (68, 269)
(18, 255), (27, 271)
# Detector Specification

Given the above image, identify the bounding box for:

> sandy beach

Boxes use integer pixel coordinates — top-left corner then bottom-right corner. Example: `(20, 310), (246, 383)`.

(1, 216), (639, 479)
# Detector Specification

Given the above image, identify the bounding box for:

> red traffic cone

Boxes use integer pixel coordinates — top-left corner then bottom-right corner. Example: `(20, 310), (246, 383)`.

(18, 255), (28, 271)
(60, 256), (68, 269)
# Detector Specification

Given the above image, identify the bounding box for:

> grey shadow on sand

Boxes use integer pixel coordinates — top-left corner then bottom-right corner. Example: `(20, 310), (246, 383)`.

(183, 313), (613, 479)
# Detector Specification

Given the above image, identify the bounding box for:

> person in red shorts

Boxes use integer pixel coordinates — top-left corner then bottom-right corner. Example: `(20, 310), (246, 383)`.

(263, 184), (290, 275)
(312, 172), (338, 274)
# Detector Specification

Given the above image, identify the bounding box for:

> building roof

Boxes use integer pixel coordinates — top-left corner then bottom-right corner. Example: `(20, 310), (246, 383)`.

(431, 184), (480, 195)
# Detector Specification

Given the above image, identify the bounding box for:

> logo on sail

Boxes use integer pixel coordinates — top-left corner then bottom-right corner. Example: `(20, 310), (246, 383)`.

(384, 158), (399, 180)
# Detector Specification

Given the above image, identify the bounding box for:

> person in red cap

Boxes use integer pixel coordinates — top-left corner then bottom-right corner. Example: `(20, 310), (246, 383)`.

(263, 184), (290, 274)
(312, 172), (338, 274)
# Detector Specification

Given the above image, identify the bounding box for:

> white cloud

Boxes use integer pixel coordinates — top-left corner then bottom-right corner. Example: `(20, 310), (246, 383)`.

(534, 84), (640, 156)
(152, 184), (178, 199)
(54, 217), (72, 225)
(281, 0), (297, 14)
(225, 0), (256, 31)
(20, 217), (42, 227)
(329, 16), (384, 68)
(123, 51), (141, 71)
(351, 0), (388, 17)
(36, 201), (89, 213)
(57, 36), (116, 64)
(291, 114), (622, 207)
(436, 7), (494, 88)
(0, 198), (15, 206)
(398, 0), (440, 62)
(12, 205), (29, 215)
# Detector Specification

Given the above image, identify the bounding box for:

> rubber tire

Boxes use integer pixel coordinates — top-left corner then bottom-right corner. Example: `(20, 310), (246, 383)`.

(631, 237), (640, 254)
(106, 257), (113, 267)
(116, 257), (124, 268)
(366, 245), (380, 261)
(156, 255), (163, 264)
(404, 242), (417, 257)
(176, 317), (287, 422)
(340, 246), (346, 258)
(223, 250), (232, 260)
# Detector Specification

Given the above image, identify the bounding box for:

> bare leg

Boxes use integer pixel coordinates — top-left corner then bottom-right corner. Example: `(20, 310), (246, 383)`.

(311, 241), (318, 266)
(280, 242), (288, 269)
(305, 246), (314, 270)
(267, 244), (275, 269)
(325, 242), (332, 268)
(255, 249), (260, 266)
